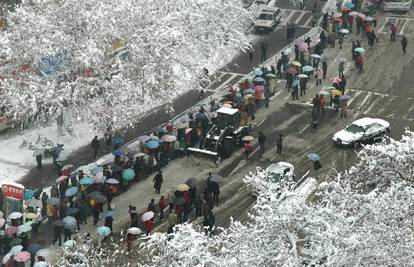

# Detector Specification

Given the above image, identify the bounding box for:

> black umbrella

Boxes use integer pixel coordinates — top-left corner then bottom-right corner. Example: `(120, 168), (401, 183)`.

(185, 178), (197, 187)
(210, 174), (224, 183)
(46, 197), (60, 205)
(66, 208), (79, 215)
(93, 194), (107, 204)
(27, 243), (42, 255)
(87, 191), (103, 199)
(53, 220), (64, 227)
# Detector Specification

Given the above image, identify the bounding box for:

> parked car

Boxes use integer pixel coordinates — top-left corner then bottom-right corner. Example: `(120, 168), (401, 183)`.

(265, 162), (294, 182)
(332, 117), (390, 148)
(254, 7), (282, 32)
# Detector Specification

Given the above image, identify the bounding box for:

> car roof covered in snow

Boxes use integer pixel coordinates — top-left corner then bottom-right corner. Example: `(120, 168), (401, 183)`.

(352, 117), (389, 128)
(217, 107), (239, 115)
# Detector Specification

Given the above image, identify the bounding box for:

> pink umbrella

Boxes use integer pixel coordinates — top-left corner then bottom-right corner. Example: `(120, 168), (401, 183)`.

(14, 251), (30, 262)
(94, 172), (104, 183)
(298, 42), (308, 52)
(5, 226), (17, 237)
(357, 13), (367, 20)
(294, 38), (304, 45)
(0, 218), (5, 227)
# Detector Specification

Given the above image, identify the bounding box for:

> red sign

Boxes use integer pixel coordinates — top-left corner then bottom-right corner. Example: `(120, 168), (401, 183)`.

(2, 184), (24, 200)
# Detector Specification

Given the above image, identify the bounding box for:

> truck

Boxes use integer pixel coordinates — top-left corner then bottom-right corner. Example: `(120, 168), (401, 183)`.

(254, 6), (282, 32)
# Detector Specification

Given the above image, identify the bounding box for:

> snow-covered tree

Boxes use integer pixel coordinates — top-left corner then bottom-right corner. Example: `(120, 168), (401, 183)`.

(0, 0), (251, 130)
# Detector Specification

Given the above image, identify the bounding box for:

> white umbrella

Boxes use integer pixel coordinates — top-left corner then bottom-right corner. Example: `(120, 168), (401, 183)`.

(161, 135), (177, 143)
(2, 253), (12, 264)
(0, 210), (3, 217)
(61, 164), (74, 171)
(141, 211), (155, 222)
(8, 212), (23, 220)
(297, 74), (308, 78)
(25, 199), (42, 208)
(34, 261), (48, 267)
(35, 249), (51, 260)
(338, 57), (347, 63)
(319, 91), (330, 96)
(9, 245), (23, 255)
(175, 122), (187, 129)
(17, 224), (32, 234)
(127, 227), (142, 235)
(311, 54), (321, 59)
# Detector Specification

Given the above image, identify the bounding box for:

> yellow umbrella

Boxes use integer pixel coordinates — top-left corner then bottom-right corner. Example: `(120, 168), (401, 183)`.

(330, 89), (342, 96)
(176, 184), (190, 192)
(241, 135), (255, 142)
(292, 61), (302, 67)
(25, 213), (37, 219)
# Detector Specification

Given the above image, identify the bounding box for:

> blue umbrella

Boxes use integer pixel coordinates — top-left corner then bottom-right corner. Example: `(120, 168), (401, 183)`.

(79, 176), (93, 185)
(302, 65), (313, 72)
(292, 79), (299, 87)
(339, 95), (351, 101)
(253, 76), (265, 83)
(345, 2), (355, 8)
(27, 243), (42, 255)
(97, 226), (111, 236)
(91, 166), (103, 175)
(66, 207), (79, 215)
(145, 140), (160, 149)
(112, 137), (125, 145)
(254, 69), (263, 76)
(69, 171), (80, 179)
(65, 187), (78, 197)
(112, 149), (124, 157)
(105, 211), (113, 217)
(307, 153), (320, 161)
(122, 168), (135, 181)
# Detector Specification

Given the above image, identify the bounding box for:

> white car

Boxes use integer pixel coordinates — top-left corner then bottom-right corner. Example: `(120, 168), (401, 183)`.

(333, 117), (390, 148)
(254, 7), (282, 32)
(265, 162), (294, 182)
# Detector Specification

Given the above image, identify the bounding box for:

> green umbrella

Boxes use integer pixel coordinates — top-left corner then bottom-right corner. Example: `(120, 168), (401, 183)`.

(9, 238), (22, 246)
(122, 168), (135, 181)
(265, 73), (276, 79)
(354, 47), (365, 53)
(76, 165), (91, 175)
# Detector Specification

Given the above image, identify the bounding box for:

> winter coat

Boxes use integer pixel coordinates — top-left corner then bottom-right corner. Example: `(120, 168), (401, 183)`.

(316, 69), (323, 80)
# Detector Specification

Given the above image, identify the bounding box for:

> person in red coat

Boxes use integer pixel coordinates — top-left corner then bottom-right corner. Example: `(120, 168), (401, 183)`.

(145, 219), (153, 235)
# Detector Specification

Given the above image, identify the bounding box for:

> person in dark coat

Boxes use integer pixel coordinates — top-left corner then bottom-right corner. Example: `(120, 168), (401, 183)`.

(104, 215), (113, 232)
(276, 134), (283, 154)
(258, 132), (266, 153)
(319, 31), (326, 49)
(147, 199), (156, 213)
(313, 160), (322, 171)
(208, 211), (216, 235)
(106, 189), (113, 210)
(194, 195), (203, 217)
(401, 36), (408, 54)
(53, 225), (63, 246)
(41, 192), (48, 217)
(63, 227), (71, 242)
(91, 136), (100, 158)
(92, 205), (99, 226)
(159, 196), (166, 220)
(153, 171), (163, 194)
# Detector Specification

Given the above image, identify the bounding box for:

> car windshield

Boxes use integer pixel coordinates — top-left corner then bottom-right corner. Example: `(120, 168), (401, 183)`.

(346, 124), (365, 133)
(258, 13), (273, 20)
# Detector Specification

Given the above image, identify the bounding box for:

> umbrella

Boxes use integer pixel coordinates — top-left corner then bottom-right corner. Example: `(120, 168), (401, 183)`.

(357, 13), (366, 20)
(76, 165), (91, 175)
(254, 69), (263, 76)
(330, 89), (342, 96)
(61, 164), (74, 171)
(0, 210), (3, 217)
(63, 216), (77, 226)
(6, 226), (18, 237)
(210, 174), (224, 183)
(0, 218), (5, 227)
(299, 42), (308, 52)
(34, 261), (48, 267)
(339, 94), (351, 101)
(25, 190), (34, 200)
(14, 251), (30, 262)
(65, 187), (78, 197)
(241, 135), (255, 141)
(105, 211), (113, 217)
(17, 224), (32, 234)
(2, 253), (12, 264)
(265, 73), (277, 78)
(138, 135), (151, 142)
(244, 88), (255, 94)
(141, 211), (155, 222)
(56, 156), (66, 162)
(176, 183), (190, 192)
(302, 65), (313, 72)
(112, 137), (125, 145)
(27, 243), (42, 255)
(97, 226), (111, 236)
(105, 178), (120, 184)
(354, 47), (365, 53)
(291, 61), (302, 67)
(145, 140), (160, 149)
(195, 112), (205, 119)
(339, 28), (350, 34)
(79, 176), (93, 185)
(24, 221), (35, 227)
(174, 122), (188, 129)
(228, 86), (237, 93)
(112, 148), (124, 157)
(69, 171), (80, 180)
(338, 57), (347, 63)
(133, 152), (146, 159)
(53, 220), (64, 227)
(341, 7), (352, 12)
(91, 166), (104, 175)
(307, 153), (320, 161)
(344, 2), (355, 8)
(46, 197), (60, 205)
(35, 249), (51, 260)
(286, 68), (298, 75)
(96, 155), (115, 166)
(127, 227), (142, 235)
(161, 135), (177, 143)
(93, 194), (107, 204)
(9, 238), (22, 246)
(66, 207), (79, 216)
(253, 76), (265, 83)
(297, 74), (308, 78)
(319, 91), (330, 96)
(88, 191), (104, 199)
(366, 16), (374, 22)
(294, 38), (304, 45)
(8, 212), (23, 220)
(122, 168), (135, 181)
(349, 11), (358, 16)
(185, 128), (193, 134)
(330, 77), (342, 83)
(25, 199), (42, 208)
(56, 175), (68, 183)
(334, 17), (343, 23)
(10, 245), (23, 255)
(175, 197), (185, 205)
(64, 240), (76, 247)
(185, 178), (197, 187)
(311, 54), (321, 59)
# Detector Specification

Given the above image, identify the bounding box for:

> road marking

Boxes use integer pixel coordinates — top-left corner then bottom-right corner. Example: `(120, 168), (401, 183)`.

(298, 124), (309, 134)
(350, 89), (390, 97)
(217, 71), (244, 76)
(386, 113), (395, 118)
(294, 12), (306, 25)
(363, 95), (384, 115)
(354, 93), (371, 115)
(403, 105), (414, 119)
(284, 95), (291, 100)
(270, 89), (284, 100)
(255, 119), (265, 127)
(304, 15), (313, 27)
(282, 10), (295, 24)
(400, 20), (408, 34)
(347, 90), (362, 106)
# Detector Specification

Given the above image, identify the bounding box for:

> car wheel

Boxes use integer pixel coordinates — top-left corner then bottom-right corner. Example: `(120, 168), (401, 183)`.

(353, 141), (360, 149)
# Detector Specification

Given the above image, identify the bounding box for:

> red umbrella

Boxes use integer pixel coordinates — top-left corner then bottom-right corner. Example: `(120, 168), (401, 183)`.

(286, 68), (298, 75)
(334, 18), (344, 23)
(330, 77), (342, 83)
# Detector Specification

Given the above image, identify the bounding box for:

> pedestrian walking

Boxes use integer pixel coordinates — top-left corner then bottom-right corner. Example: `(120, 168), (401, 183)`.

(320, 31), (327, 49)
(276, 58), (283, 78)
(129, 206), (138, 227)
(328, 32), (336, 48)
(159, 195), (166, 220)
(356, 54), (364, 74)
(34, 148), (43, 169)
(244, 141), (253, 160)
(248, 47), (254, 62)
(281, 52), (289, 71)
(63, 227), (71, 242)
(106, 189), (113, 211)
(292, 79), (299, 100)
(208, 211), (216, 236)
(319, 95), (326, 115)
(104, 214), (113, 232)
(313, 160), (322, 171)
(401, 36), (408, 54)
(53, 225), (63, 246)
(41, 192), (48, 217)
(91, 203), (99, 226)
(351, 41), (356, 60)
(300, 77), (307, 96)
(147, 199), (156, 213)
(153, 170), (163, 194)
(338, 33), (344, 49)
(194, 195), (202, 217)
(340, 99), (348, 118)
(91, 136), (100, 158)
(258, 132), (266, 153)
(168, 212), (178, 227)
(104, 127), (112, 147)
(260, 43), (268, 63)
(390, 23), (397, 41)
(322, 60), (328, 79)
(276, 134), (283, 154)
(315, 68), (323, 85)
